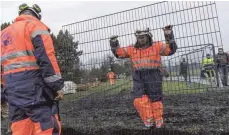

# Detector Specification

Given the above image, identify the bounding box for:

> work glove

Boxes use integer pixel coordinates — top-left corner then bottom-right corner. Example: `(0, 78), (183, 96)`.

(162, 25), (174, 42)
(109, 35), (119, 48)
(54, 89), (64, 101)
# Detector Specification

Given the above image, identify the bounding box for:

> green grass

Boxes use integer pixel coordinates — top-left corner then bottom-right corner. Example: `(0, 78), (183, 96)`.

(64, 79), (132, 101)
(170, 69), (201, 77)
(64, 79), (208, 101)
(163, 81), (207, 95)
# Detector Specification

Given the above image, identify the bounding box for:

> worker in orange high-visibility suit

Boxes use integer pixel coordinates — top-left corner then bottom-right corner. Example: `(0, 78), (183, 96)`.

(109, 26), (177, 128)
(107, 69), (115, 85)
(1, 3), (64, 135)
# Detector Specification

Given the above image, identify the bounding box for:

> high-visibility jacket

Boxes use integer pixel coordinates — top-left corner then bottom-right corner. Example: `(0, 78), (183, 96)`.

(114, 41), (171, 70)
(202, 58), (214, 70)
(107, 71), (115, 79)
(1, 15), (64, 91)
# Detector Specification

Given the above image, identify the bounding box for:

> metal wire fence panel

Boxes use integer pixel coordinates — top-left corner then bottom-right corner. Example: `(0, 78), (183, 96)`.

(63, 1), (222, 63)
(58, 1), (229, 135)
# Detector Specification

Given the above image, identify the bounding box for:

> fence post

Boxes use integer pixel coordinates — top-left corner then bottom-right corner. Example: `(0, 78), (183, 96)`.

(186, 55), (191, 84)
(169, 60), (172, 82)
(211, 44), (220, 87)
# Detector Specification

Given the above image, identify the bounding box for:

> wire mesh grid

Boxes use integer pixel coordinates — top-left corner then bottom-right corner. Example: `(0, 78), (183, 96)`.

(58, 1), (229, 135)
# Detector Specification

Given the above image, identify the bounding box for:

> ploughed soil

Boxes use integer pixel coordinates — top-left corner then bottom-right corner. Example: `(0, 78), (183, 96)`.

(2, 88), (229, 135)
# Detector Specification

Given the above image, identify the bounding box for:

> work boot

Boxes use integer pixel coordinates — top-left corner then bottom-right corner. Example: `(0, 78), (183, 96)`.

(155, 119), (164, 128)
(144, 118), (154, 128)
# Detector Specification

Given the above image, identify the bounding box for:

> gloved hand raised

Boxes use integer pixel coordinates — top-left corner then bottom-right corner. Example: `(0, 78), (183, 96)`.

(162, 25), (174, 42)
(109, 35), (120, 48)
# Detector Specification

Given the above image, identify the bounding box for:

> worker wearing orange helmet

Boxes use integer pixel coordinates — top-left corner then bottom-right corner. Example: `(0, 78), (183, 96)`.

(107, 69), (115, 85)
(109, 25), (177, 128)
(1, 3), (64, 135)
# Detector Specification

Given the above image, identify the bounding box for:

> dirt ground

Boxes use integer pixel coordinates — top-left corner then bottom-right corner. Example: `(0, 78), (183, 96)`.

(2, 88), (229, 135)
(59, 88), (229, 135)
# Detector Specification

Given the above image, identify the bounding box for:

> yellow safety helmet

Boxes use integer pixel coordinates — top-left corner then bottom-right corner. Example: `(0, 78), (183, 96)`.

(18, 3), (42, 20)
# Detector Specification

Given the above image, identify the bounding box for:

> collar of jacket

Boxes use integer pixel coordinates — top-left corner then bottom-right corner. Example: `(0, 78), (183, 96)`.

(15, 15), (51, 32)
(134, 42), (151, 49)
(15, 15), (39, 22)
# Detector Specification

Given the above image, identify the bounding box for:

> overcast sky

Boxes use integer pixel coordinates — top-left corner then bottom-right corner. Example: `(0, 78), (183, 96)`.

(1, 1), (229, 54)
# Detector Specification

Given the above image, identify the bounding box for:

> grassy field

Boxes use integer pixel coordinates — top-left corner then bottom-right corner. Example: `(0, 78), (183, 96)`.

(163, 81), (207, 94)
(64, 79), (208, 101)
(170, 69), (201, 77)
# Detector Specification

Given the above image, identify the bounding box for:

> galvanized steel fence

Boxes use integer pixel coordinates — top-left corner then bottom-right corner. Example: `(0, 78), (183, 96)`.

(59, 1), (228, 135)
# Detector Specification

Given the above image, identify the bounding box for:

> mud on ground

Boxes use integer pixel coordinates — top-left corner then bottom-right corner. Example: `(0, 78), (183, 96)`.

(59, 88), (229, 135)
(1, 89), (229, 135)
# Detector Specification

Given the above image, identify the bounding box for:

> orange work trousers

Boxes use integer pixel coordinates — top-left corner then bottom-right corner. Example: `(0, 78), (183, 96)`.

(134, 95), (163, 122)
(11, 114), (61, 135)
(109, 78), (115, 85)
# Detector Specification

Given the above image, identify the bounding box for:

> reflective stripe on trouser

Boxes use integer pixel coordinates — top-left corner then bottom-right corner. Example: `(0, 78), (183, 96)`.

(151, 101), (163, 121)
(134, 95), (154, 122)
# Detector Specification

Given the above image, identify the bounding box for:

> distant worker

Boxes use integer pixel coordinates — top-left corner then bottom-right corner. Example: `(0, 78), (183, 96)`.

(1, 3), (64, 135)
(109, 25), (177, 128)
(202, 54), (216, 83)
(107, 69), (115, 85)
(216, 48), (229, 86)
(180, 58), (188, 83)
